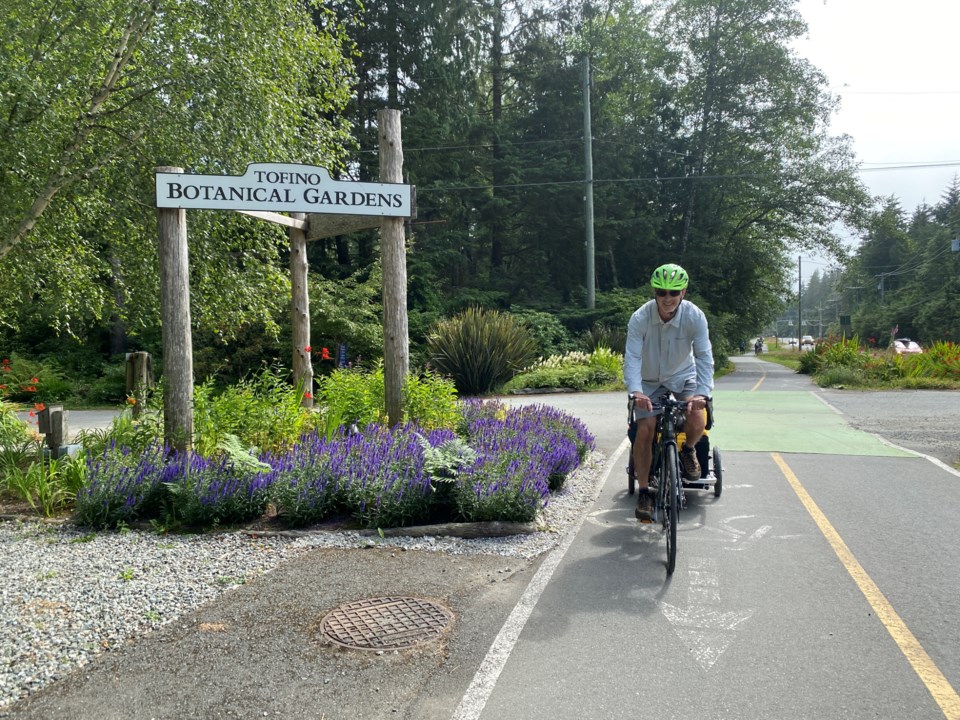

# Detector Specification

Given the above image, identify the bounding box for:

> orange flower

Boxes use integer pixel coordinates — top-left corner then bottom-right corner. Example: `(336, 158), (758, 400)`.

(24, 386), (37, 392)
(30, 377), (38, 383)
(304, 391), (313, 399)
(34, 402), (45, 412)
(321, 347), (332, 361)
(127, 397), (137, 405)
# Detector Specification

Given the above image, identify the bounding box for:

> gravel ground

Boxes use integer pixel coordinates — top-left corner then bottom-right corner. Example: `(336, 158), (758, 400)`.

(0, 452), (608, 713)
(819, 388), (960, 468)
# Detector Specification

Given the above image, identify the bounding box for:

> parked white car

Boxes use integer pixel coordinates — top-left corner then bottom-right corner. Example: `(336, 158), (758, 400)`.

(800, 335), (815, 350)
(892, 338), (923, 355)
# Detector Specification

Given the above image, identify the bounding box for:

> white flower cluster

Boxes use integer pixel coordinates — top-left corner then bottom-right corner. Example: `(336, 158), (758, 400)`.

(523, 350), (594, 373)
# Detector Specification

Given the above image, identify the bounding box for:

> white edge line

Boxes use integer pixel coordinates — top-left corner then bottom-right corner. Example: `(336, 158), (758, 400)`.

(450, 437), (631, 720)
(814, 393), (960, 478)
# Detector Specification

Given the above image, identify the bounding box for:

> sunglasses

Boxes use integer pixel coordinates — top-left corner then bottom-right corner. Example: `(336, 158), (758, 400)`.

(655, 289), (682, 297)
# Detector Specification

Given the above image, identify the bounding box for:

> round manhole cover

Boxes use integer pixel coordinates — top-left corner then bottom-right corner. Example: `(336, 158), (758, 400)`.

(319, 596), (453, 650)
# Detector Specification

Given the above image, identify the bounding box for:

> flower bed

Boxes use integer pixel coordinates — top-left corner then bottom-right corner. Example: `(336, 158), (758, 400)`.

(74, 400), (595, 531)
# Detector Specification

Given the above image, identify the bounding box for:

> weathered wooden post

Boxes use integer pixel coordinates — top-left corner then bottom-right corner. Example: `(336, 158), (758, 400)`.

(124, 351), (153, 419)
(289, 211), (313, 408)
(38, 405), (68, 458)
(156, 166), (194, 451)
(378, 109), (409, 428)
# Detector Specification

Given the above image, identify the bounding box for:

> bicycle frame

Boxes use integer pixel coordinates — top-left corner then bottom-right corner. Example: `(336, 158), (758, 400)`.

(649, 395), (686, 519)
(628, 392), (687, 574)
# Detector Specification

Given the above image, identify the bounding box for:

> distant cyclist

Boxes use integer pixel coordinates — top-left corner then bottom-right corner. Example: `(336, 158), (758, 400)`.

(624, 263), (714, 522)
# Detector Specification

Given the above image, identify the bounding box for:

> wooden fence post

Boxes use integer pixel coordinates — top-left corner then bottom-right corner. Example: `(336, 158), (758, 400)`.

(378, 109), (409, 427)
(125, 351), (153, 419)
(156, 166), (194, 452)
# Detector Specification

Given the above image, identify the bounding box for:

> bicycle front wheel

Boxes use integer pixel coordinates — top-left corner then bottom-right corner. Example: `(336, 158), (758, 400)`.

(663, 448), (679, 574)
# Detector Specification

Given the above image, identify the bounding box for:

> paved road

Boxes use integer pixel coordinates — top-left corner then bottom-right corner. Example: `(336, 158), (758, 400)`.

(458, 357), (960, 720)
(7, 356), (960, 720)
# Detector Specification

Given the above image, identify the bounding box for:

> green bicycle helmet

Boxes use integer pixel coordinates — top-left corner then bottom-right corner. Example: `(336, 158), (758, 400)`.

(651, 263), (689, 290)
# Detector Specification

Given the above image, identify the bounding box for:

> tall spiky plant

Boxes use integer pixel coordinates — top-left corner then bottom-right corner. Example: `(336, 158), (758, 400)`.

(427, 307), (538, 395)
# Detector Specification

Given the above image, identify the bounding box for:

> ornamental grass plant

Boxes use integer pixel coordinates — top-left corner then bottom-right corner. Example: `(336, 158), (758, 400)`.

(427, 307), (538, 395)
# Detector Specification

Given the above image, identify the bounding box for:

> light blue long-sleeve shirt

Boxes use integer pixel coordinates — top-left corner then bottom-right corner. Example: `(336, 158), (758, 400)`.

(623, 299), (714, 398)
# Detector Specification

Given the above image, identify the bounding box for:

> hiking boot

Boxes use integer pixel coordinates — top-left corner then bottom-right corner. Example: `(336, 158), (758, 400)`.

(680, 444), (701, 481)
(635, 490), (654, 523)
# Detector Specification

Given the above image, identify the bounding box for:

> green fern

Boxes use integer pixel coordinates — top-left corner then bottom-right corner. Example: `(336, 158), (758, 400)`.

(217, 434), (271, 474)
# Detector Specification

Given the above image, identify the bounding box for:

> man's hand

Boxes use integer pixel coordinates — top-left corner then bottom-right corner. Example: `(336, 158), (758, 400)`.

(686, 395), (708, 412)
(629, 392), (653, 412)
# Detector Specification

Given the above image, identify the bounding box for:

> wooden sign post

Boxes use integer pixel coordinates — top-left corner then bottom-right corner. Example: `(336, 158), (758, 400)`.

(156, 166), (194, 451)
(155, 115), (414, 447)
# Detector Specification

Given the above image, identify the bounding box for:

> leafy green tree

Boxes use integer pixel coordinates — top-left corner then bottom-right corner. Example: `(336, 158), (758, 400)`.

(0, 0), (355, 338)
(650, 0), (869, 342)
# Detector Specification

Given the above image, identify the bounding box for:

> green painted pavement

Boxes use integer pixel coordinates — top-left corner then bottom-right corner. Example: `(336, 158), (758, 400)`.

(708, 390), (914, 456)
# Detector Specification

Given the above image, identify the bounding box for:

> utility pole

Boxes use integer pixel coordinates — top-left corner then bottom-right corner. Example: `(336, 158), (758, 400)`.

(797, 255), (802, 347)
(583, 56), (595, 309)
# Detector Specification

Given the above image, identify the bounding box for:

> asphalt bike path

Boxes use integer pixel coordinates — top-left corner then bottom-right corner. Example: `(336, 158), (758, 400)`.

(471, 356), (960, 720)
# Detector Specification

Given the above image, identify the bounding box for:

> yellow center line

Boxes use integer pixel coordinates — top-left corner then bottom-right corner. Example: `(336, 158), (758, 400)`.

(772, 452), (960, 720)
(750, 363), (766, 391)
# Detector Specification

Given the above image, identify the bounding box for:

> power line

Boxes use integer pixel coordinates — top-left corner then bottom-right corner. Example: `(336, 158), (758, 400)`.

(859, 161), (960, 172)
(422, 171), (773, 193)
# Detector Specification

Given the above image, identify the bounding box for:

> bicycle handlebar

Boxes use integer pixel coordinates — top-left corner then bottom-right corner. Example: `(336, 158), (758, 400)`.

(628, 393), (714, 428)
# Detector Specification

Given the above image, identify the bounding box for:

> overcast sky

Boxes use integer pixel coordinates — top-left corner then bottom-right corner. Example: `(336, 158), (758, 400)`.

(794, 0), (960, 212)
(790, 0), (960, 279)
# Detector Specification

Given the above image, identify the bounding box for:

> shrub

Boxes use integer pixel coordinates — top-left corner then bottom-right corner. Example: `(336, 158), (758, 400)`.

(427, 307), (538, 395)
(796, 346), (824, 375)
(74, 445), (168, 528)
(815, 366), (868, 388)
(268, 425), (451, 529)
(75, 406), (164, 457)
(906, 341), (960, 379)
(315, 366), (459, 432)
(818, 336), (867, 370)
(460, 402), (594, 494)
(583, 322), (626, 354)
(402, 370), (459, 430)
(510, 308), (577, 358)
(72, 398), (595, 531)
(163, 451), (274, 528)
(862, 355), (905, 383)
(264, 433), (344, 526)
(504, 348), (622, 392)
(193, 367), (313, 455)
(0, 400), (32, 447)
(587, 346), (623, 380)
(315, 366), (386, 429)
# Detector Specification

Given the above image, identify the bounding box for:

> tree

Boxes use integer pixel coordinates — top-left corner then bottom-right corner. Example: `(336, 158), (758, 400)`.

(0, 0), (354, 338)
(636, 0), (869, 341)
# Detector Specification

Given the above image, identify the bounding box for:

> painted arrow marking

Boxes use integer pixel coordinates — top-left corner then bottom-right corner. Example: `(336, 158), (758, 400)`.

(691, 514), (799, 548)
(658, 557), (754, 670)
